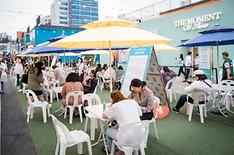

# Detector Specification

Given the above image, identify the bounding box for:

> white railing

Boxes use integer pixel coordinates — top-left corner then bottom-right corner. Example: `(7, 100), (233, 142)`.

(118, 0), (205, 21)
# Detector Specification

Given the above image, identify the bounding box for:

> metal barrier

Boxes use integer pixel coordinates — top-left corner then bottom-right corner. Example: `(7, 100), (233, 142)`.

(118, 0), (204, 21)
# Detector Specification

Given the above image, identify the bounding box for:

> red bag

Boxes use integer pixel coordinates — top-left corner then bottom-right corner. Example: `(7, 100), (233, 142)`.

(153, 104), (170, 119)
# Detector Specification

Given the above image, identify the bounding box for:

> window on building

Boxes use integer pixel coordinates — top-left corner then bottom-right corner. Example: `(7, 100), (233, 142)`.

(60, 11), (68, 15)
(60, 21), (68, 25)
(60, 16), (68, 20)
(60, 7), (68, 10)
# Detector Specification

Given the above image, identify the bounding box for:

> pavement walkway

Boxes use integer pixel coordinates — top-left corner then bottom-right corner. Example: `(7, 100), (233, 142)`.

(1, 80), (36, 155)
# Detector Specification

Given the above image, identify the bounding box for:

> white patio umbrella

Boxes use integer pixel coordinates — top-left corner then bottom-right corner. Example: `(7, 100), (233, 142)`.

(49, 24), (172, 91)
(80, 50), (109, 55)
(154, 44), (177, 51)
(49, 26), (171, 49)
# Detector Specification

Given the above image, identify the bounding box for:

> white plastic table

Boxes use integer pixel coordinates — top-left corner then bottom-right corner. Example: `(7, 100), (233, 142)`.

(85, 104), (110, 155)
(210, 84), (234, 117)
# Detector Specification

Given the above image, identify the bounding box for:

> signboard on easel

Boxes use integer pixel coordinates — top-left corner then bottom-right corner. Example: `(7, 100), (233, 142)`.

(198, 47), (211, 79)
(121, 46), (152, 96)
(121, 46), (169, 108)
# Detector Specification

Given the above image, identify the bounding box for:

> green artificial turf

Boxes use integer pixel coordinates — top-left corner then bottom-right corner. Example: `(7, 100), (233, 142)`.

(15, 84), (234, 155)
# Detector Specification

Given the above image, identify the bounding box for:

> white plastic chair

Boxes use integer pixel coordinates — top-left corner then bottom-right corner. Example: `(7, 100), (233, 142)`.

(220, 80), (234, 109)
(186, 92), (208, 123)
(165, 79), (173, 102)
(51, 80), (60, 102)
(64, 91), (84, 124)
(25, 90), (50, 123)
(50, 115), (92, 155)
(110, 120), (150, 155)
(151, 97), (160, 140)
(83, 94), (102, 140)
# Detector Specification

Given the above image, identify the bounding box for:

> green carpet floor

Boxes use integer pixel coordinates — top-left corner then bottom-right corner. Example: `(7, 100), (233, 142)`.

(15, 84), (234, 155)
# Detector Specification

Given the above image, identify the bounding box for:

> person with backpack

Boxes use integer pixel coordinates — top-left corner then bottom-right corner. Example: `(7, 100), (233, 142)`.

(221, 52), (233, 80)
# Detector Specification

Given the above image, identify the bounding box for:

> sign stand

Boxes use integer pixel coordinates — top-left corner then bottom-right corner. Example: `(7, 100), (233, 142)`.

(145, 48), (170, 110)
(121, 46), (170, 111)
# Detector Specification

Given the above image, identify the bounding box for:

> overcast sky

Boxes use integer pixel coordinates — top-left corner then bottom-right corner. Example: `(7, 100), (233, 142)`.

(0, 0), (156, 39)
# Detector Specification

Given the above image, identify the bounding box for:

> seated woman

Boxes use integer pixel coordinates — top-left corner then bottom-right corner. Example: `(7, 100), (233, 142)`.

(161, 66), (177, 86)
(27, 62), (45, 101)
(83, 70), (98, 94)
(102, 91), (142, 153)
(172, 70), (212, 113)
(61, 73), (84, 106)
(128, 78), (155, 120)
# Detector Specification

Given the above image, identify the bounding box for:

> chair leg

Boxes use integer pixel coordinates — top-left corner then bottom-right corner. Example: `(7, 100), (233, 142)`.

(59, 144), (66, 155)
(140, 146), (146, 155)
(55, 140), (60, 155)
(204, 105), (207, 118)
(84, 117), (89, 132)
(95, 119), (98, 129)
(69, 107), (74, 124)
(86, 140), (93, 155)
(169, 91), (172, 102)
(188, 103), (194, 122)
(78, 106), (83, 123)
(199, 105), (204, 123)
(64, 107), (67, 119)
(110, 142), (115, 155)
(42, 106), (47, 123)
(30, 107), (34, 119)
(152, 119), (159, 140)
(56, 93), (59, 102)
(50, 90), (53, 103)
(27, 107), (31, 123)
(90, 118), (96, 141)
(77, 143), (83, 154)
(47, 104), (51, 117)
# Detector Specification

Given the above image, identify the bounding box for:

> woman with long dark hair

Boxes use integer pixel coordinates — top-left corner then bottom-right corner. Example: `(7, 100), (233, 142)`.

(27, 62), (45, 100)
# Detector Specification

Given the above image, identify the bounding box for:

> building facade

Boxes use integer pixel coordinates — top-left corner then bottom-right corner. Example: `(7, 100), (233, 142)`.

(51, 0), (98, 28)
(51, 0), (69, 27)
(135, 0), (234, 71)
(69, 0), (98, 27)
(29, 25), (81, 46)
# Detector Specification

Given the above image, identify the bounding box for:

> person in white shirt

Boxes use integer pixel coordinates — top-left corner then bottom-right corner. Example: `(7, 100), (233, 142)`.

(52, 64), (65, 86)
(14, 58), (24, 89)
(76, 58), (85, 75)
(0, 58), (8, 93)
(184, 51), (192, 81)
(102, 91), (142, 153)
(176, 54), (185, 77)
(173, 70), (212, 113)
(104, 65), (116, 80)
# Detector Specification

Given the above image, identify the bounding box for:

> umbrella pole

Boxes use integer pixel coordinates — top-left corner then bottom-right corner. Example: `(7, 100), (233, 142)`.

(109, 41), (113, 92)
(216, 45), (219, 84)
(210, 47), (214, 82)
(64, 51), (66, 66)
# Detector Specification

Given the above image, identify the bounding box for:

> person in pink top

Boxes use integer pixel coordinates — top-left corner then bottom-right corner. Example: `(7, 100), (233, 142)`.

(161, 66), (177, 86)
(61, 73), (84, 106)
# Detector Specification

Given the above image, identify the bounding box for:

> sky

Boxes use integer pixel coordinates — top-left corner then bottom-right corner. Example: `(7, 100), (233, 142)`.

(0, 0), (156, 39)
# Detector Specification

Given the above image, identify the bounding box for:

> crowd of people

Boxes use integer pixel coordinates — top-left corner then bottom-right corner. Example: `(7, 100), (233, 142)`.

(0, 50), (233, 154)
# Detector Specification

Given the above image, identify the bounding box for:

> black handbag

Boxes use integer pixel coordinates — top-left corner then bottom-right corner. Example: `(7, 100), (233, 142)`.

(140, 110), (154, 120)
